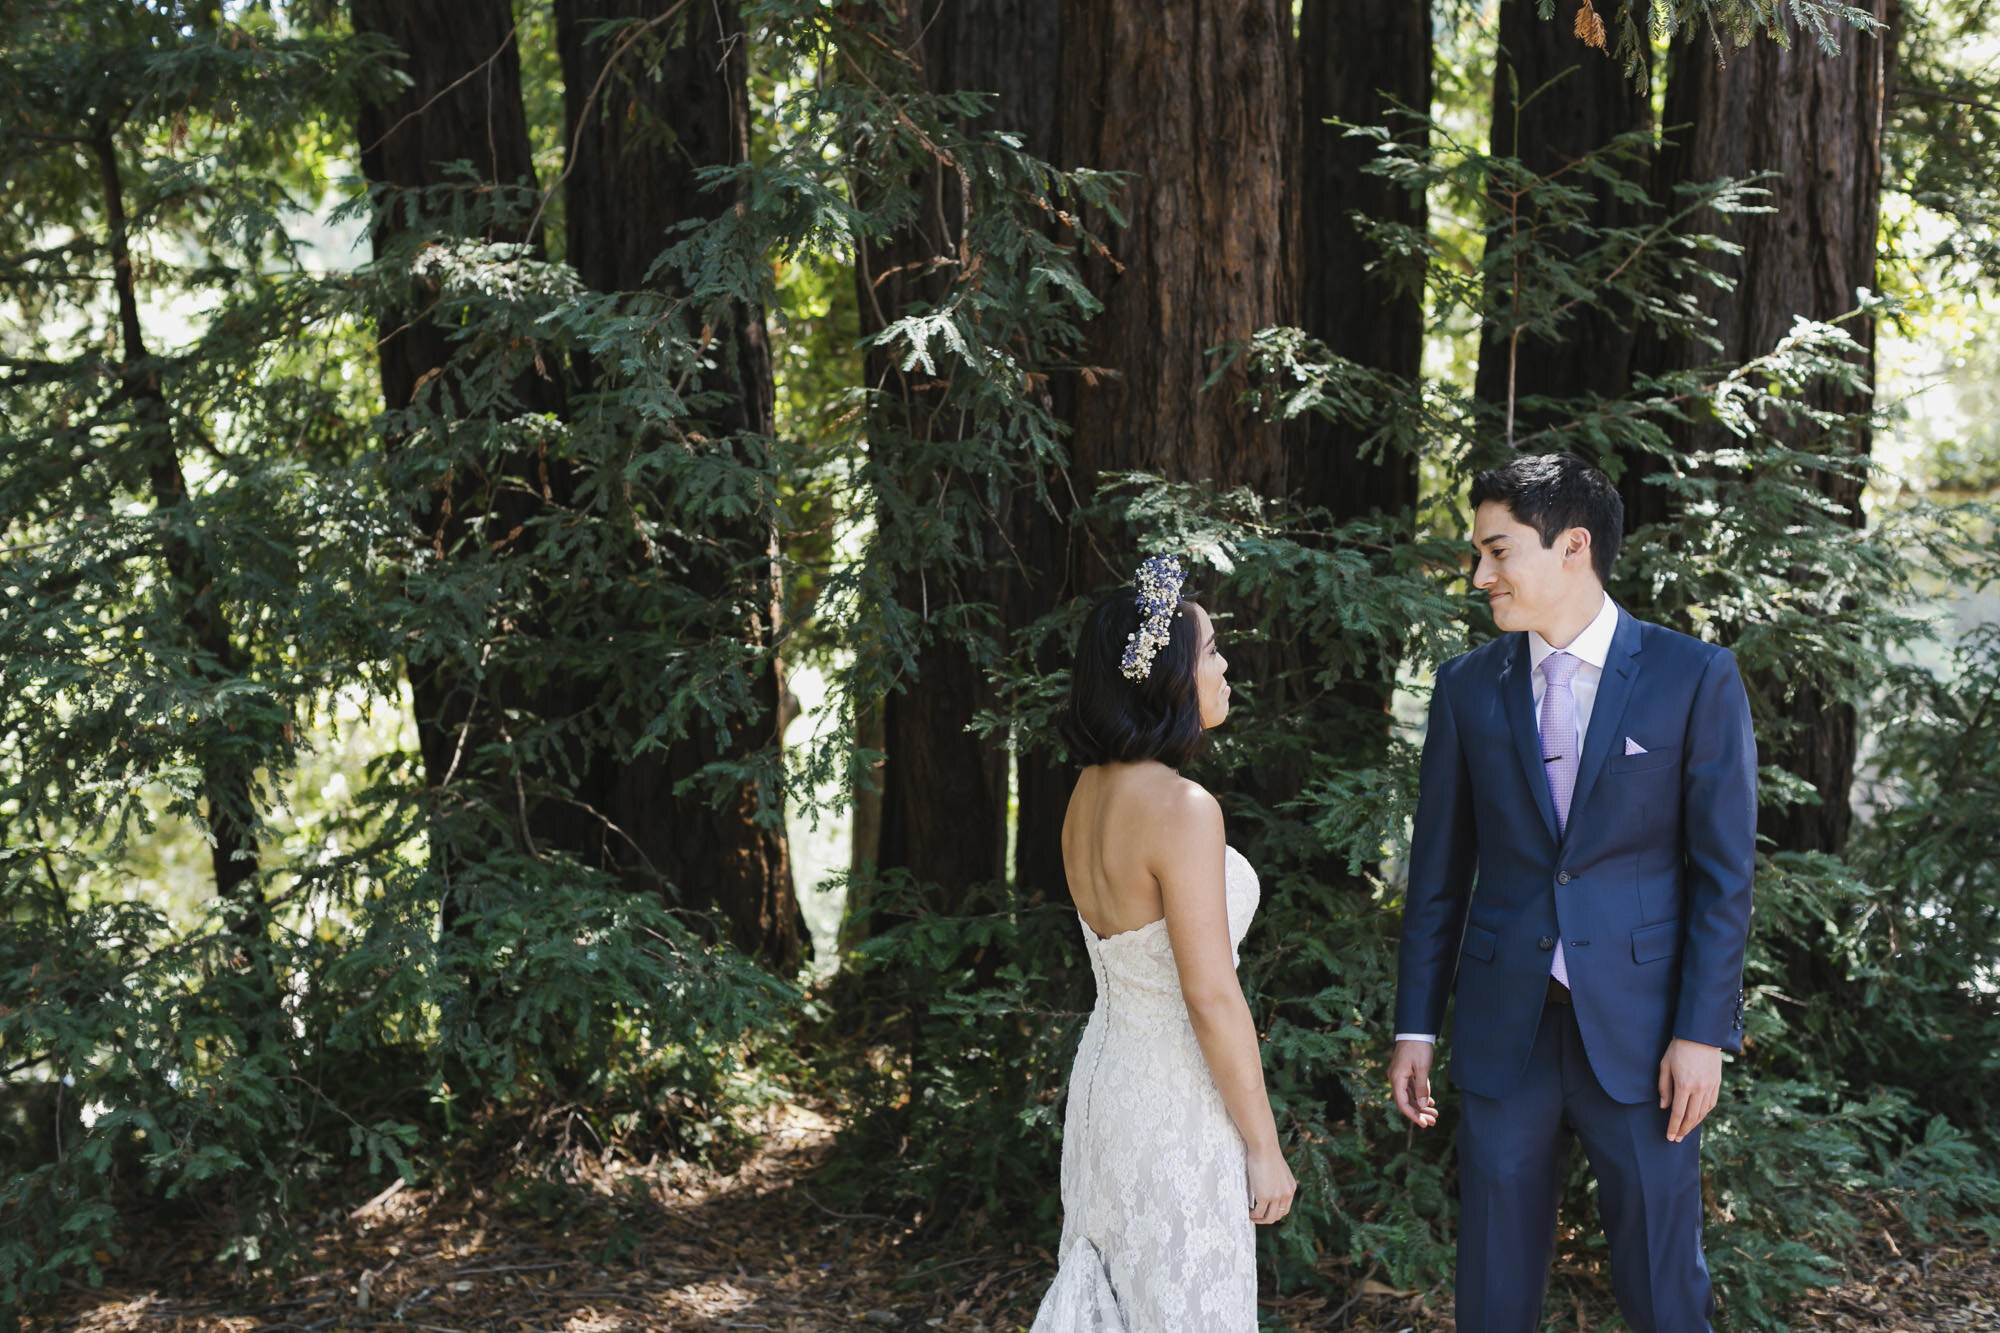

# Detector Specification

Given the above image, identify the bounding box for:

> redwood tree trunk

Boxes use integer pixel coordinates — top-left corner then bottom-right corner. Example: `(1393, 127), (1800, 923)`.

(1297, 0), (1426, 523)
(351, 0), (567, 877)
(353, 0), (551, 450)
(847, 0), (1065, 926)
(1659, 6), (1899, 857)
(1292, 0), (1430, 899)
(1032, 0), (1297, 885)
(1056, 0), (1299, 522)
(926, 2), (1067, 911)
(1016, 0), (1296, 897)
(555, 0), (802, 973)
(1475, 1), (1654, 479)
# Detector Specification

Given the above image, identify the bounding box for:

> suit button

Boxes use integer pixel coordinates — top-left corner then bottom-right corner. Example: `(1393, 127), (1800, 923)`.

(1537, 936), (1555, 951)
(1556, 870), (1573, 885)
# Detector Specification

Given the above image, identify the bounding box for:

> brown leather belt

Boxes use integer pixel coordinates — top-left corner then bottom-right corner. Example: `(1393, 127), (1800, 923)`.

(1546, 977), (1572, 1005)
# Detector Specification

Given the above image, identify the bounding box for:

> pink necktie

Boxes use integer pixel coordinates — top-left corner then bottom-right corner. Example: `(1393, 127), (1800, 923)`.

(1540, 651), (1580, 987)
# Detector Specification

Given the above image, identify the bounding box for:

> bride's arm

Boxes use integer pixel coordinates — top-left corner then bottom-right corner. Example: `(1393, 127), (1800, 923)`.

(1154, 784), (1296, 1223)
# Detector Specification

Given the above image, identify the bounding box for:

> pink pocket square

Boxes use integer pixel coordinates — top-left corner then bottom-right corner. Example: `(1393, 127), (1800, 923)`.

(1624, 736), (1648, 756)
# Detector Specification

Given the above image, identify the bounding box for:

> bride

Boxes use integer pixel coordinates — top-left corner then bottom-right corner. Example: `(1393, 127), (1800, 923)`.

(1030, 555), (1296, 1332)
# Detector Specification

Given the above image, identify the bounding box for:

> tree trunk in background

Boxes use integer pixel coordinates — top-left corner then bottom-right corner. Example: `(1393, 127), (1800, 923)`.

(1297, 0), (1426, 526)
(1477, 0), (1655, 526)
(1036, 0), (1296, 884)
(932, 2), (1068, 913)
(1293, 0), (1429, 895)
(1056, 0), (1298, 524)
(930, 0), (1063, 156)
(842, 698), (888, 955)
(847, 0), (1065, 932)
(354, 0), (552, 478)
(351, 0), (567, 881)
(555, 0), (801, 974)
(355, 0), (800, 972)
(1659, 7), (1898, 858)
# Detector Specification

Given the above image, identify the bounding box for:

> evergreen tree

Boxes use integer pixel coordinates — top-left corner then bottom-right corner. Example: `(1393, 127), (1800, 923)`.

(842, 0), (1061, 926)
(1657, 4), (1901, 856)
(1476, 0), (1654, 445)
(348, 0), (571, 902)
(1294, 0), (1432, 908)
(554, 0), (803, 969)
(1297, 0), (1428, 525)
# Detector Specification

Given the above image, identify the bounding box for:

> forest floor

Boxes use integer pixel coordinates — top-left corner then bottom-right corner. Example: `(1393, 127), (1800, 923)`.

(47, 1101), (2000, 1333)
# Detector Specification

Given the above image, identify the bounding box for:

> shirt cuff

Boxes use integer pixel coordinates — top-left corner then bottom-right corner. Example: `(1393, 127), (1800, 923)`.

(1393, 1033), (1437, 1044)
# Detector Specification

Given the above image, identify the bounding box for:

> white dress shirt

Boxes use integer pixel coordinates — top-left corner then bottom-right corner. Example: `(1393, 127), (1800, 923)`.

(1396, 594), (1619, 1045)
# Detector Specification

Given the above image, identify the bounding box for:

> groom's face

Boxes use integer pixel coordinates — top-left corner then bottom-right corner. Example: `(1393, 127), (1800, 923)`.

(1471, 501), (1590, 635)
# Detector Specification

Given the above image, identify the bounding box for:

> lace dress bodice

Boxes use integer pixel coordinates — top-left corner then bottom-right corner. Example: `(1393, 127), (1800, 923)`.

(1078, 843), (1262, 1003)
(1030, 847), (1263, 1332)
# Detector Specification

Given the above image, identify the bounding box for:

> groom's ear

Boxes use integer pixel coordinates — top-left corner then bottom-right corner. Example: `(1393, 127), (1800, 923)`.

(1562, 526), (1593, 566)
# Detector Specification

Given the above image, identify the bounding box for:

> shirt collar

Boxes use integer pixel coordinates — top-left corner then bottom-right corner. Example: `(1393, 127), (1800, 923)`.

(1528, 593), (1618, 674)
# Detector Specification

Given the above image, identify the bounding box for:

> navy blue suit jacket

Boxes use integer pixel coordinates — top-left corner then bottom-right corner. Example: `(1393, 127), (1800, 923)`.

(1394, 608), (1758, 1105)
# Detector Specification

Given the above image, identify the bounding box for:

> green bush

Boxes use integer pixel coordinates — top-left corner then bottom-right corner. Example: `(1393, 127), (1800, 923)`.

(0, 849), (796, 1303)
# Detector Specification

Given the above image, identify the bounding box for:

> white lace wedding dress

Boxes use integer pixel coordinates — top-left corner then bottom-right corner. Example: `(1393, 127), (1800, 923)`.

(1030, 845), (1263, 1332)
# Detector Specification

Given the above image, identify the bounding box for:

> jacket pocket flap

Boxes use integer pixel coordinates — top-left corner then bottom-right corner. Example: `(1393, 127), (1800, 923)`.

(1461, 924), (1498, 962)
(1631, 920), (1681, 964)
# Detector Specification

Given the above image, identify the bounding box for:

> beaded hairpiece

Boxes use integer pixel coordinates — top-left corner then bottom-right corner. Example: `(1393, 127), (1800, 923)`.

(1119, 554), (1186, 682)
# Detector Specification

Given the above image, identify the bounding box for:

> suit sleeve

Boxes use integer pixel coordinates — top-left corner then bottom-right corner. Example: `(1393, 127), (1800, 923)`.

(1395, 665), (1479, 1038)
(1674, 646), (1758, 1050)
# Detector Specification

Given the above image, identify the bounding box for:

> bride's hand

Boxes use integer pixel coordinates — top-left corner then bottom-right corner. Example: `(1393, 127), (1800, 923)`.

(1246, 1147), (1296, 1225)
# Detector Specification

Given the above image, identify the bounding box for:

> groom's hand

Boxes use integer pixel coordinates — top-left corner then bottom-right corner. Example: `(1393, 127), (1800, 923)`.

(1389, 1041), (1439, 1129)
(1658, 1037), (1722, 1142)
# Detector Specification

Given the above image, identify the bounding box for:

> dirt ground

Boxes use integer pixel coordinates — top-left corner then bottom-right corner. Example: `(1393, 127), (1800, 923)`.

(44, 1103), (1999, 1332)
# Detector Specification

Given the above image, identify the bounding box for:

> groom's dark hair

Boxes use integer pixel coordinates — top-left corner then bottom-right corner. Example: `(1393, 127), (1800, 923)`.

(1470, 451), (1624, 584)
(1061, 588), (1208, 770)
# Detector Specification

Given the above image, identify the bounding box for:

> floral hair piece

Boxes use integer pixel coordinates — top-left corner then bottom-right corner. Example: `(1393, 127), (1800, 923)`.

(1119, 554), (1186, 683)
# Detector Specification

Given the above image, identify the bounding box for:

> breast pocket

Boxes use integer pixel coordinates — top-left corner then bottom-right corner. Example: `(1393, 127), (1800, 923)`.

(1607, 744), (1679, 776)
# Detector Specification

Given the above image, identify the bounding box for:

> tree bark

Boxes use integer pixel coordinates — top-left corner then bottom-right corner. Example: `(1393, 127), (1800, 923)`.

(555, 0), (802, 973)
(1056, 0), (1299, 530)
(1297, 0), (1427, 524)
(846, 0), (1064, 926)
(1475, 0), (1654, 488)
(842, 697), (887, 956)
(353, 0), (548, 416)
(351, 0), (563, 877)
(954, 1), (1073, 914)
(1658, 6), (1899, 857)
(1016, 0), (1295, 896)
(1292, 0), (1430, 900)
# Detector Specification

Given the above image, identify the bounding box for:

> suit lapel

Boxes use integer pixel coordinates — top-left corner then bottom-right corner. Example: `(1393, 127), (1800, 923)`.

(1565, 608), (1643, 846)
(1501, 634), (1561, 845)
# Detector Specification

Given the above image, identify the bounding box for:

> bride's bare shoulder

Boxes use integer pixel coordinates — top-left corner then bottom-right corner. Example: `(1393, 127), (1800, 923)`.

(1070, 763), (1216, 838)
(1115, 765), (1220, 842)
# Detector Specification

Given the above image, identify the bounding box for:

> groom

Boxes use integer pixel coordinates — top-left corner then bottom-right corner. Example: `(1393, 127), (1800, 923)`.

(1389, 452), (1756, 1332)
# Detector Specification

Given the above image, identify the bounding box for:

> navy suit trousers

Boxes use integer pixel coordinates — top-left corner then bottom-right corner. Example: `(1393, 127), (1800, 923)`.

(1456, 998), (1714, 1333)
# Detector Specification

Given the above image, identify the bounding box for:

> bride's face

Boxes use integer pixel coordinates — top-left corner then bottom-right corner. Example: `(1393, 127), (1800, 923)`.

(1189, 603), (1231, 729)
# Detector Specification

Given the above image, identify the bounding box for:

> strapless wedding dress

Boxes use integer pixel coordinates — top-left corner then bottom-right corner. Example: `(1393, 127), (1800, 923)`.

(1030, 846), (1263, 1332)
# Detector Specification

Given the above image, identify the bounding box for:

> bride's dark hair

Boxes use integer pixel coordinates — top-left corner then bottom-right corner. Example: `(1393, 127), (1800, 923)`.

(1059, 585), (1207, 769)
